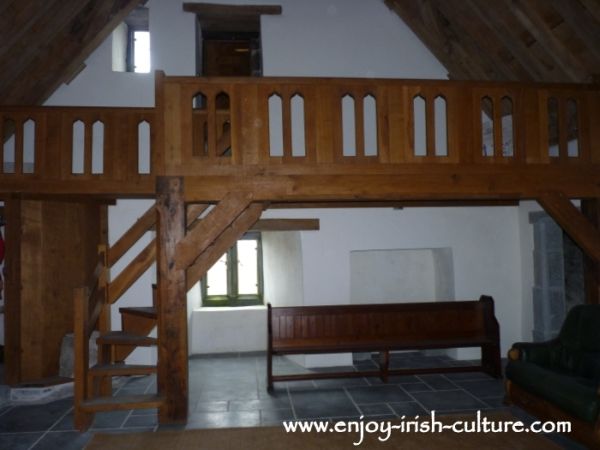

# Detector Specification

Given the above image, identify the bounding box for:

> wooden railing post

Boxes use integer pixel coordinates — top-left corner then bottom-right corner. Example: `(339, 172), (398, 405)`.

(73, 286), (93, 431)
(96, 245), (112, 396)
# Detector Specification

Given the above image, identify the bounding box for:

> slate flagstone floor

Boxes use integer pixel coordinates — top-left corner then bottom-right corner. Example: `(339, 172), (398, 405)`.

(0, 352), (585, 449)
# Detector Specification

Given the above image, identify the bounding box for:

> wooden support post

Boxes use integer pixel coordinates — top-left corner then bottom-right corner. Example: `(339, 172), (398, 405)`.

(156, 176), (188, 424)
(581, 199), (600, 304)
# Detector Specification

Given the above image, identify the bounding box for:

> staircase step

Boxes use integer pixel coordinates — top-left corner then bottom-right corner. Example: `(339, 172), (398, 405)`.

(80, 394), (163, 413)
(119, 306), (157, 319)
(89, 363), (157, 377)
(97, 331), (157, 347)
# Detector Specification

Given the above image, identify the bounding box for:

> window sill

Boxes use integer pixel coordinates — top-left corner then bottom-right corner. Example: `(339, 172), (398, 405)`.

(194, 305), (267, 312)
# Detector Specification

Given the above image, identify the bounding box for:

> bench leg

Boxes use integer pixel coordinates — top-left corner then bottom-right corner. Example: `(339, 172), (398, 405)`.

(267, 350), (274, 392)
(379, 351), (390, 383)
(482, 344), (502, 378)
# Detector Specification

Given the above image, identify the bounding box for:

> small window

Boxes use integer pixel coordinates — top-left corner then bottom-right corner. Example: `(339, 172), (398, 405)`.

(202, 233), (263, 307)
(130, 30), (151, 73)
(112, 7), (150, 73)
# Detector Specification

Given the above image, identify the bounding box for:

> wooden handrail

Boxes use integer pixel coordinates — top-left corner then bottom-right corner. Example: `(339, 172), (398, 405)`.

(108, 239), (156, 304)
(107, 206), (156, 267)
(104, 202), (210, 306)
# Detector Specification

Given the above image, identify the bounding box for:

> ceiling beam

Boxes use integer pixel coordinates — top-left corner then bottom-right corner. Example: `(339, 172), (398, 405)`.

(548, 0), (600, 66)
(251, 219), (319, 231)
(182, 3), (282, 17)
(579, 0), (600, 24)
(430, 0), (517, 81)
(504, 0), (589, 82)
(465, 0), (549, 81)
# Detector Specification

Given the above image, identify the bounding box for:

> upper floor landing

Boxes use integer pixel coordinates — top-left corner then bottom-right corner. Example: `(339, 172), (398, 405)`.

(1, 72), (599, 202)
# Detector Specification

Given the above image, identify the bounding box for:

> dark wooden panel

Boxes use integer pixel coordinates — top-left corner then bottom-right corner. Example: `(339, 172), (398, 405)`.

(4, 198), (102, 383)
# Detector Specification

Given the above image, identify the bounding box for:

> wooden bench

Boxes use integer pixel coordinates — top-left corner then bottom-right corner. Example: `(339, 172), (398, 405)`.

(267, 295), (502, 390)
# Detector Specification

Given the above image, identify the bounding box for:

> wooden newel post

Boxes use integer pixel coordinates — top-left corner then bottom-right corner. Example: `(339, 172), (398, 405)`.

(156, 176), (188, 424)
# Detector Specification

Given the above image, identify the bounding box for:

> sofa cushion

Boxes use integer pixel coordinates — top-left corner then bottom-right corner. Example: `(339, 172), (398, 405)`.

(506, 360), (600, 423)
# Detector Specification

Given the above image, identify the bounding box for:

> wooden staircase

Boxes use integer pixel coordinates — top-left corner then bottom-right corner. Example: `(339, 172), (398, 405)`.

(73, 193), (265, 430)
(73, 240), (163, 430)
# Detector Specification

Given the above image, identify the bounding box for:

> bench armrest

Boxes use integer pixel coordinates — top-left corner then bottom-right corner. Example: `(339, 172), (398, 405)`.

(509, 340), (558, 366)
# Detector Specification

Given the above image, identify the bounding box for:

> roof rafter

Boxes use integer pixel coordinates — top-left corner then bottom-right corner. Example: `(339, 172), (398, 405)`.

(384, 0), (600, 83)
(0, 0), (147, 106)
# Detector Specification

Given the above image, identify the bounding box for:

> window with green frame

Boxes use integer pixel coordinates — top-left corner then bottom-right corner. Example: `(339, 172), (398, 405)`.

(202, 232), (263, 306)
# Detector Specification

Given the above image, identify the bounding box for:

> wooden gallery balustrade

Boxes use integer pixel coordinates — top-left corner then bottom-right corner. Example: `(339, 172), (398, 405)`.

(0, 72), (598, 201)
(1, 73), (600, 426)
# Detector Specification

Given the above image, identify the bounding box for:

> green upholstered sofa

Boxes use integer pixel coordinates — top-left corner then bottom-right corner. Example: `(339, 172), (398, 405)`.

(505, 304), (600, 448)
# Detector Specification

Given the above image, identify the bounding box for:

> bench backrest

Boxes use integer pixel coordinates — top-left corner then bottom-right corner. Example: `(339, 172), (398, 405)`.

(268, 296), (499, 347)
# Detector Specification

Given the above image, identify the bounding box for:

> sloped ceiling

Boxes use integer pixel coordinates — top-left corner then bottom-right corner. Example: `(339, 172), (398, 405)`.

(0, 0), (598, 108)
(0, 0), (146, 105)
(384, 0), (600, 83)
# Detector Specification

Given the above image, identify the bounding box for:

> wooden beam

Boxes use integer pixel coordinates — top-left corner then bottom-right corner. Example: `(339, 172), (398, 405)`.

(156, 177), (187, 424)
(581, 199), (600, 304)
(186, 203), (210, 230)
(107, 205), (156, 267)
(183, 166), (600, 203)
(430, 0), (517, 81)
(465, 0), (550, 82)
(549, 0), (600, 66)
(537, 193), (600, 263)
(182, 3), (282, 17)
(505, 0), (589, 82)
(175, 191), (253, 270)
(268, 200), (519, 209)
(251, 219), (319, 231)
(579, 0), (600, 24)
(107, 240), (156, 304)
(186, 203), (265, 290)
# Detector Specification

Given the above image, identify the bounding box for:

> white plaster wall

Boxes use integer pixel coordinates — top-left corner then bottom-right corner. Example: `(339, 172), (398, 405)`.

(260, 231), (306, 365)
(191, 307), (267, 354)
(112, 23), (128, 72)
(350, 249), (438, 302)
(261, 0), (447, 78)
(263, 231), (304, 308)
